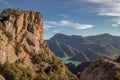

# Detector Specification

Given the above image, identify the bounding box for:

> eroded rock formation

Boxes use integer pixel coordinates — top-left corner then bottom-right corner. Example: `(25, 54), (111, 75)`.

(0, 8), (76, 80)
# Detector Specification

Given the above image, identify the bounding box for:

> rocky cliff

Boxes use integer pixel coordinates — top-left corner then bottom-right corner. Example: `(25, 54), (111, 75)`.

(0, 8), (76, 80)
(80, 59), (120, 80)
(0, 8), (45, 63)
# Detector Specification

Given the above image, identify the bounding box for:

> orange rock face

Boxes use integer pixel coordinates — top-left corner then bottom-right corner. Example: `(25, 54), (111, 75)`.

(0, 10), (49, 64)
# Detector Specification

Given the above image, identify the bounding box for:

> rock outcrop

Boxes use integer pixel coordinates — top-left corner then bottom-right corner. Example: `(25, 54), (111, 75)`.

(0, 8), (76, 80)
(0, 8), (49, 64)
(0, 75), (5, 80)
(80, 59), (120, 80)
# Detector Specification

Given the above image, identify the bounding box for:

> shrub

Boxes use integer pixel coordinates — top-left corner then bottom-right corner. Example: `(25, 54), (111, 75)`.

(35, 12), (40, 20)
(31, 54), (42, 64)
(34, 72), (49, 80)
(48, 72), (59, 80)
(31, 53), (52, 64)
(0, 21), (3, 27)
(115, 71), (120, 80)
(0, 62), (32, 80)
(4, 31), (13, 41)
(0, 22), (4, 32)
(0, 8), (16, 21)
(0, 21), (13, 41)
(52, 56), (61, 64)
(14, 42), (22, 56)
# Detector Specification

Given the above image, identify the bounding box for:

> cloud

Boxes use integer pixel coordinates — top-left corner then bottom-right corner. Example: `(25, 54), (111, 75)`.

(44, 23), (55, 30)
(76, 0), (120, 17)
(59, 14), (69, 18)
(44, 20), (93, 30)
(75, 24), (93, 30)
(111, 18), (120, 27)
(52, 29), (63, 33)
(72, 0), (120, 27)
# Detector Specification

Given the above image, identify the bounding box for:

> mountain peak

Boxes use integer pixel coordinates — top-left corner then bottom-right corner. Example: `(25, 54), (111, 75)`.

(54, 33), (67, 36)
(100, 33), (112, 36)
(49, 33), (69, 41)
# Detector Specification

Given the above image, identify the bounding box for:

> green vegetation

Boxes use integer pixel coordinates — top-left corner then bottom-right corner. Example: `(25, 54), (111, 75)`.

(34, 72), (49, 80)
(31, 54), (74, 80)
(14, 42), (22, 56)
(35, 11), (40, 20)
(115, 71), (120, 80)
(4, 31), (13, 41)
(0, 62), (32, 80)
(0, 21), (4, 31)
(0, 9), (14, 41)
(0, 33), (74, 80)
(0, 21), (13, 41)
(0, 8), (16, 21)
(35, 69), (70, 80)
(0, 21), (3, 28)
(31, 54), (43, 64)
(31, 53), (52, 64)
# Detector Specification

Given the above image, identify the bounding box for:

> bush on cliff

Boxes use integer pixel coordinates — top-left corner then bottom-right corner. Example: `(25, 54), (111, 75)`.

(0, 62), (32, 80)
(0, 8), (16, 21)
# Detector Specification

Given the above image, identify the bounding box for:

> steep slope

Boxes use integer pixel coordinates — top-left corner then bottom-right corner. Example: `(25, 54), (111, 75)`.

(69, 49), (102, 62)
(86, 33), (120, 53)
(47, 33), (93, 58)
(47, 33), (119, 61)
(66, 62), (91, 74)
(70, 48), (114, 62)
(86, 33), (120, 45)
(69, 51), (90, 62)
(48, 40), (80, 57)
(0, 8), (76, 80)
(80, 59), (120, 80)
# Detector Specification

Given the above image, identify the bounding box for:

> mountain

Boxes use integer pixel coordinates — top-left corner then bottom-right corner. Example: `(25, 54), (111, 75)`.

(47, 33), (92, 58)
(69, 49), (103, 62)
(0, 8), (76, 80)
(66, 56), (120, 80)
(47, 33), (120, 61)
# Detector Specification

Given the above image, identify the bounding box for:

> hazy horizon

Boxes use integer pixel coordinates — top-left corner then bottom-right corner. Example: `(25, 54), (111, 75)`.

(45, 32), (120, 40)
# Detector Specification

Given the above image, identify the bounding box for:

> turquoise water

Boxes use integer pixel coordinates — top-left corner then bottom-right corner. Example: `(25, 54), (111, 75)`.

(59, 57), (81, 65)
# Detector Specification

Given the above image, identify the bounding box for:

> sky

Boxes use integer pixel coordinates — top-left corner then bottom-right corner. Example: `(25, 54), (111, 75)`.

(0, 0), (120, 39)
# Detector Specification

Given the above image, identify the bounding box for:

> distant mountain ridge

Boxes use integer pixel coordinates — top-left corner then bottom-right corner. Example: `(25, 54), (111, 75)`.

(47, 33), (120, 62)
